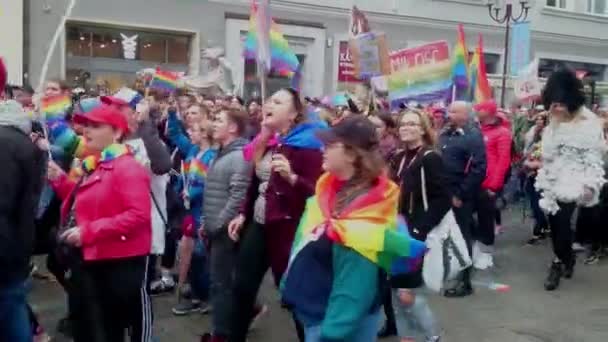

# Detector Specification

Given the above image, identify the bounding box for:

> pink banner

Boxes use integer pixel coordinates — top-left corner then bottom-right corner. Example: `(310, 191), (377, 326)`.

(389, 41), (450, 72)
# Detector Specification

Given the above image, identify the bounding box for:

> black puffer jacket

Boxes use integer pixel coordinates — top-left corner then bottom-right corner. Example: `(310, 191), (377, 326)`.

(0, 125), (44, 286)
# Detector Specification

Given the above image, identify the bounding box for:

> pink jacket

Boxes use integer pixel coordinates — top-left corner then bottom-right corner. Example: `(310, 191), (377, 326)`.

(480, 117), (512, 192)
(52, 155), (152, 261)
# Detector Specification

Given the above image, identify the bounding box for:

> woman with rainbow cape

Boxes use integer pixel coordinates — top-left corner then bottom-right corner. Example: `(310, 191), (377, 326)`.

(281, 115), (426, 342)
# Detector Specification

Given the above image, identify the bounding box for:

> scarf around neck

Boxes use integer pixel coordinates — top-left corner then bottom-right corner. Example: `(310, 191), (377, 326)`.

(286, 172), (426, 275)
(81, 143), (131, 174)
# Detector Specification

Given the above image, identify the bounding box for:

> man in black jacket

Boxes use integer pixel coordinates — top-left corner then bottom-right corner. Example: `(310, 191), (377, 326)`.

(0, 95), (45, 340)
(438, 101), (487, 298)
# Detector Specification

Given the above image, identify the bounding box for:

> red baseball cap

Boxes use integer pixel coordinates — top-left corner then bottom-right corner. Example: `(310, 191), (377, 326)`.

(473, 100), (498, 116)
(73, 104), (129, 134)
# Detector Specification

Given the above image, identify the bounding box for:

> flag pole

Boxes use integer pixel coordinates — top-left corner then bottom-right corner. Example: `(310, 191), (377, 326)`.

(259, 61), (267, 104)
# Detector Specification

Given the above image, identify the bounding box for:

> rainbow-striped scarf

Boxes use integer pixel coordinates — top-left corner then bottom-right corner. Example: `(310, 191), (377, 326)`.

(81, 143), (131, 175)
(287, 173), (426, 273)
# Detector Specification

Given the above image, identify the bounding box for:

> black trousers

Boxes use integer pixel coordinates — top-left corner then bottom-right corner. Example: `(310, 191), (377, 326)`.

(230, 222), (304, 342)
(548, 202), (576, 265)
(70, 256), (152, 342)
(209, 233), (237, 337)
(473, 190), (497, 246)
(452, 201), (474, 256)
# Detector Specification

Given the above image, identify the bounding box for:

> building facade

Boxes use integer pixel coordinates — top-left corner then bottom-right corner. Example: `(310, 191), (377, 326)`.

(23, 0), (608, 104)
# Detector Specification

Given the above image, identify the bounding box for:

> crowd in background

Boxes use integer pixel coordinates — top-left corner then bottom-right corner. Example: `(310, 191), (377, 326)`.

(1, 55), (608, 342)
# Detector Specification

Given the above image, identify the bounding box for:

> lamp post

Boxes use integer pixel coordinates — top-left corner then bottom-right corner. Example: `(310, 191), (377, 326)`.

(486, 0), (531, 108)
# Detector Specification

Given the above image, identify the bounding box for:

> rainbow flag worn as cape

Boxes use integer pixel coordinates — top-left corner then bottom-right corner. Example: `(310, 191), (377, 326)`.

(451, 24), (469, 101)
(150, 68), (178, 93)
(41, 95), (71, 121)
(244, 1), (300, 77)
(468, 34), (492, 104)
(287, 173), (427, 274)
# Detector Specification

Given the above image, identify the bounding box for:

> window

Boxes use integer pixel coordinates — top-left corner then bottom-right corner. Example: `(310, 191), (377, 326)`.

(588, 0), (608, 14)
(539, 59), (607, 82)
(468, 52), (501, 74)
(546, 0), (568, 8)
(66, 24), (191, 64)
(243, 54), (306, 100)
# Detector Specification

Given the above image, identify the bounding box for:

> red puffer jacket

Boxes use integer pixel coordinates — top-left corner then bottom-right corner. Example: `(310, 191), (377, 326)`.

(480, 117), (512, 192)
(52, 154), (152, 261)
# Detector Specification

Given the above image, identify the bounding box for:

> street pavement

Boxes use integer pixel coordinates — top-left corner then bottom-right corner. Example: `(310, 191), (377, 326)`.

(30, 206), (608, 342)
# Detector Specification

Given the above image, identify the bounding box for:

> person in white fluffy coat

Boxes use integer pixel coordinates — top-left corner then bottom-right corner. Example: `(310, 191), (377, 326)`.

(535, 69), (607, 291)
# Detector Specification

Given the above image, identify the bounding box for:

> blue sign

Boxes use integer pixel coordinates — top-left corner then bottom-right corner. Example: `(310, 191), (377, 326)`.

(510, 22), (531, 76)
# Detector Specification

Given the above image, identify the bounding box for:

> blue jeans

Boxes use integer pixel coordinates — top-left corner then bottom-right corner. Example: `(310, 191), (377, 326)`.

(525, 176), (548, 235)
(392, 288), (440, 341)
(303, 309), (381, 342)
(190, 238), (210, 301)
(0, 280), (32, 342)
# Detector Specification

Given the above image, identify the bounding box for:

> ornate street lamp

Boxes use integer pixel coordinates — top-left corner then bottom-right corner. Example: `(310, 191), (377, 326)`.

(486, 0), (532, 107)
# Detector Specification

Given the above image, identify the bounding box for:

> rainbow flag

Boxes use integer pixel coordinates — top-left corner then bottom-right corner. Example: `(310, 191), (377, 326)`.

(451, 24), (469, 101)
(388, 59), (453, 109)
(286, 173), (426, 274)
(41, 95), (71, 120)
(185, 158), (209, 185)
(468, 35), (493, 104)
(150, 68), (178, 92)
(244, 1), (300, 77)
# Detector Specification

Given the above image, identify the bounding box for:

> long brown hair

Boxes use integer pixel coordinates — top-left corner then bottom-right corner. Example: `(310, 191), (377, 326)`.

(253, 88), (306, 164)
(398, 109), (437, 148)
(334, 143), (385, 212)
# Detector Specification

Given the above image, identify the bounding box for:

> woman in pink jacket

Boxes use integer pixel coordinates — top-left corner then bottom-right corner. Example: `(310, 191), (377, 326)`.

(48, 105), (153, 342)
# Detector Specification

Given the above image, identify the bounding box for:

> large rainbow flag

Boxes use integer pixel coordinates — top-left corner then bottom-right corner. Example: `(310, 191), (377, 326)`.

(387, 59), (453, 109)
(285, 173), (426, 275)
(243, 1), (300, 77)
(451, 24), (469, 101)
(468, 34), (493, 104)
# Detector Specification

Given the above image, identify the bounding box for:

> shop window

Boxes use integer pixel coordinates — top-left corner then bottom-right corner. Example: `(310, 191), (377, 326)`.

(167, 36), (190, 64)
(66, 26), (92, 57)
(139, 32), (167, 63)
(65, 24), (191, 64)
(92, 30), (122, 59)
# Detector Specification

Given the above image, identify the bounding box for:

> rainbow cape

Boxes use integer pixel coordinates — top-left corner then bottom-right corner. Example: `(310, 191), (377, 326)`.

(150, 68), (178, 92)
(451, 24), (469, 101)
(287, 173), (426, 273)
(41, 95), (71, 121)
(468, 34), (492, 104)
(243, 1), (300, 77)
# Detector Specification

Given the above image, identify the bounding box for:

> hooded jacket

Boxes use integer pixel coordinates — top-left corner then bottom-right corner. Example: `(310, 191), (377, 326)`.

(202, 137), (251, 237)
(0, 100), (45, 286)
(480, 115), (513, 192)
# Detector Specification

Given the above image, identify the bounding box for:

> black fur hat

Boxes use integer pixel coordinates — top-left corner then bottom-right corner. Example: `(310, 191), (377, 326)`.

(542, 68), (586, 113)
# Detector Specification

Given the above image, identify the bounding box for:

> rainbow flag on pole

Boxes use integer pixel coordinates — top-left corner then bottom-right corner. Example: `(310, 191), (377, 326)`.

(150, 68), (178, 93)
(451, 24), (469, 101)
(244, 0), (300, 77)
(41, 95), (71, 121)
(468, 34), (493, 104)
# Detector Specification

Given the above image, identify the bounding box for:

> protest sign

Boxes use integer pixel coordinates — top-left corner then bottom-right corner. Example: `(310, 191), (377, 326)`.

(513, 58), (541, 101)
(348, 32), (391, 80)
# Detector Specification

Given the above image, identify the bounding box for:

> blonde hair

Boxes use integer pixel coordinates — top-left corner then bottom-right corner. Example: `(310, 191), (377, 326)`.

(398, 109), (437, 147)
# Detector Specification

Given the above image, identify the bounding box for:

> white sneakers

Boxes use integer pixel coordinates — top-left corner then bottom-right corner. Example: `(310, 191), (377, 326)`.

(472, 242), (494, 270)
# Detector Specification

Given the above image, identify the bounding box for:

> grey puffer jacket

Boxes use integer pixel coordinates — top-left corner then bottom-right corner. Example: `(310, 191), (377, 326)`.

(202, 137), (251, 237)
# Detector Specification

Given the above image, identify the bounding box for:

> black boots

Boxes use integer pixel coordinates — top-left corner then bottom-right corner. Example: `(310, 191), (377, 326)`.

(444, 268), (473, 298)
(545, 257), (575, 291)
(544, 262), (563, 291)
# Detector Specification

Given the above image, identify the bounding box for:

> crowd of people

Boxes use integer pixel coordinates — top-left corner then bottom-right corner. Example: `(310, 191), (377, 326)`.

(1, 54), (608, 342)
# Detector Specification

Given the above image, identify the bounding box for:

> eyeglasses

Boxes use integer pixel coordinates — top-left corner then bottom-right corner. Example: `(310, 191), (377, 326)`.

(400, 122), (421, 127)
